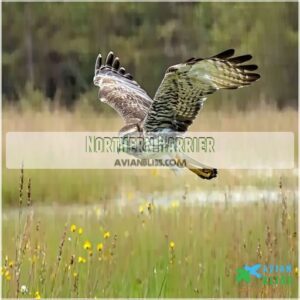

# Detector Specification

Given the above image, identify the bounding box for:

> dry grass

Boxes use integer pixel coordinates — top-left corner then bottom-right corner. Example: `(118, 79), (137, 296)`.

(2, 106), (298, 297)
(3, 105), (298, 206)
(2, 169), (298, 298)
(3, 104), (298, 132)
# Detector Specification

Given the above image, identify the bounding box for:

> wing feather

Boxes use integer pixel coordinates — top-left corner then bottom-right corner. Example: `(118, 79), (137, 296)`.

(94, 52), (152, 125)
(144, 49), (260, 132)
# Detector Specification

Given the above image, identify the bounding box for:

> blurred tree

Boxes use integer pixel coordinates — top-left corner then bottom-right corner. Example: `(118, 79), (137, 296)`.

(2, 2), (298, 110)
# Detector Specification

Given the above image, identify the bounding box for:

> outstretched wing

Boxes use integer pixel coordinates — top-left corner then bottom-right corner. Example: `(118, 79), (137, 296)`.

(94, 52), (152, 125)
(143, 49), (260, 132)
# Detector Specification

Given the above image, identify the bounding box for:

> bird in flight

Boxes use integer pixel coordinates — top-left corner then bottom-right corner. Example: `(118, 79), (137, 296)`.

(93, 49), (260, 179)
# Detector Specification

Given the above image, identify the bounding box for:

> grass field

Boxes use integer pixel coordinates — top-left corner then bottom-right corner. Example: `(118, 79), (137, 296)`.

(2, 171), (298, 298)
(3, 106), (298, 206)
(2, 106), (298, 298)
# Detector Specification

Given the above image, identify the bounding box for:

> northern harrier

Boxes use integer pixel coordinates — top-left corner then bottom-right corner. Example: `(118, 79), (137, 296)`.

(93, 49), (260, 179)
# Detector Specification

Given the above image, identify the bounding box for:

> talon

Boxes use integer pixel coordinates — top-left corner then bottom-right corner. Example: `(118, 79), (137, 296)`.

(199, 168), (218, 180)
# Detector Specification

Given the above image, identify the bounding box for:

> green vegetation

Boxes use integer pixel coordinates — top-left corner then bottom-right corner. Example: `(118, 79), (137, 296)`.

(2, 2), (298, 109)
(2, 170), (298, 297)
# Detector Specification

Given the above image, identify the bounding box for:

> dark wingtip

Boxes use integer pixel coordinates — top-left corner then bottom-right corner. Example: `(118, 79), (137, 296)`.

(247, 73), (261, 81)
(124, 73), (133, 80)
(185, 57), (203, 65)
(213, 49), (235, 59)
(228, 54), (252, 64)
(95, 54), (102, 74)
(95, 51), (138, 85)
(185, 57), (196, 63)
(238, 64), (258, 71)
(119, 67), (126, 75)
(112, 57), (120, 70)
(106, 51), (114, 66)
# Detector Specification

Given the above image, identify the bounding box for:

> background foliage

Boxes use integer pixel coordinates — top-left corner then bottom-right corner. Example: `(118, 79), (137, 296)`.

(2, 2), (298, 110)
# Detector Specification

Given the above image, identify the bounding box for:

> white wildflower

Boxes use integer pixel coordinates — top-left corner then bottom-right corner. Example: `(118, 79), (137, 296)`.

(20, 285), (28, 294)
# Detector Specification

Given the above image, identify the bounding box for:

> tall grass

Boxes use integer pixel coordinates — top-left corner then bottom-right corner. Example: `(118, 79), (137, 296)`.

(2, 170), (298, 297)
(3, 105), (298, 206)
(2, 105), (298, 297)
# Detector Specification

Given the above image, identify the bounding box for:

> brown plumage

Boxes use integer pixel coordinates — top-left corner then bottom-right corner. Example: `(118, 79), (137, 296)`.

(93, 49), (260, 180)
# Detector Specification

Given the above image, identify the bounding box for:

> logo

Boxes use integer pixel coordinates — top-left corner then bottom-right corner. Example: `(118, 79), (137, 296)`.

(236, 264), (294, 285)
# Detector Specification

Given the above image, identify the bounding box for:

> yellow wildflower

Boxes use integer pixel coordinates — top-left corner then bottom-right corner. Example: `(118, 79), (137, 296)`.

(104, 231), (110, 239)
(127, 192), (134, 201)
(95, 208), (101, 217)
(169, 241), (175, 250)
(97, 243), (103, 251)
(4, 270), (11, 281)
(147, 202), (153, 212)
(151, 169), (159, 176)
(83, 240), (92, 250)
(139, 205), (144, 214)
(34, 291), (41, 299)
(171, 200), (179, 208)
(70, 224), (77, 233)
(31, 255), (37, 264)
(73, 272), (78, 278)
(8, 260), (14, 268)
(78, 227), (83, 235)
(78, 256), (86, 263)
